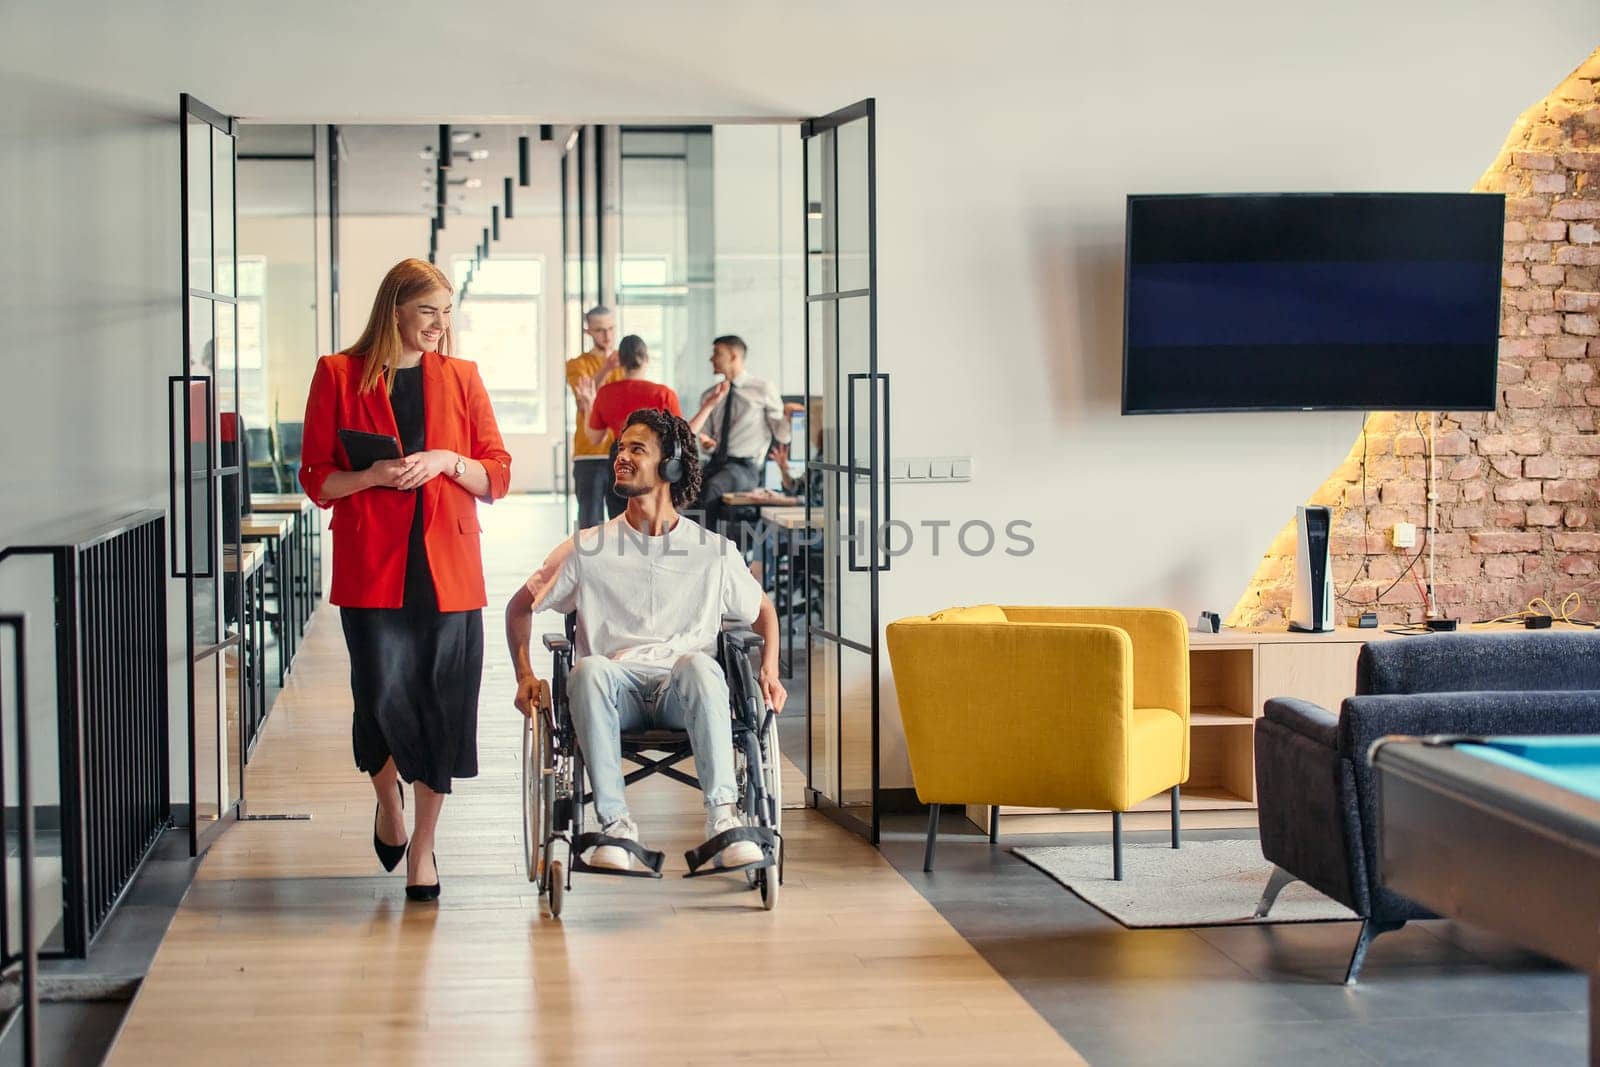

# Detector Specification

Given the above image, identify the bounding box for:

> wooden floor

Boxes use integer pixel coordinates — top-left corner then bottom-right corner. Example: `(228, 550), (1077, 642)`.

(109, 497), (1079, 1066)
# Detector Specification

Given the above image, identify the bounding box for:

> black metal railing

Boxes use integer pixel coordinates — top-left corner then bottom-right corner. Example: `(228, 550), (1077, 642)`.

(0, 509), (171, 958)
(0, 614), (41, 1065)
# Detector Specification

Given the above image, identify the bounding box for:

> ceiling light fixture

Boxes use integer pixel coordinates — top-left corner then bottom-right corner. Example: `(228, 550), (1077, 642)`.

(504, 176), (514, 219)
(539, 124), (554, 141)
(518, 136), (531, 186)
(491, 205), (500, 240)
(438, 124), (452, 169)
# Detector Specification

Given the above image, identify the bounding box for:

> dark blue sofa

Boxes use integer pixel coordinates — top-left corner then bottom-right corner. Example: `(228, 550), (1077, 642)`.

(1253, 630), (1600, 983)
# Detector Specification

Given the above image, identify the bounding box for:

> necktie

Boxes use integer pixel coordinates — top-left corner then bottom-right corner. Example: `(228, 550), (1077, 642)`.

(713, 383), (734, 464)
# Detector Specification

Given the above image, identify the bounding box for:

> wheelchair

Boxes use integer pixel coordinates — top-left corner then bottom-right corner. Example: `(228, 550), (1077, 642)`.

(522, 614), (783, 917)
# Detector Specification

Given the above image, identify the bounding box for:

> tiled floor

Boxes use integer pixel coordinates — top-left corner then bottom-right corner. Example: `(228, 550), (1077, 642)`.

(879, 819), (1591, 1067)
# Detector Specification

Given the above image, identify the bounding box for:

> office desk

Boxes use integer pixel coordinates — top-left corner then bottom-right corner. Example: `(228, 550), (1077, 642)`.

(723, 491), (801, 509)
(758, 506), (818, 680)
(224, 542), (267, 756)
(1374, 734), (1600, 1064)
(252, 494), (321, 602)
(242, 514), (295, 684)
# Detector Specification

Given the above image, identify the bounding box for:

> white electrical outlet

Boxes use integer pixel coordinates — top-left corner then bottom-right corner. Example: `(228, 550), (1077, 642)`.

(1392, 522), (1417, 549)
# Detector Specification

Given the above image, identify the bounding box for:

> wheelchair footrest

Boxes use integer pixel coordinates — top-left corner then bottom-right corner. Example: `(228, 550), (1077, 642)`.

(570, 832), (666, 879)
(683, 826), (777, 878)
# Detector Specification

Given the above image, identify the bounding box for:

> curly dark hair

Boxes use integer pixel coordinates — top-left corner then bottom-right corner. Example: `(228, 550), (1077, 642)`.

(623, 407), (701, 508)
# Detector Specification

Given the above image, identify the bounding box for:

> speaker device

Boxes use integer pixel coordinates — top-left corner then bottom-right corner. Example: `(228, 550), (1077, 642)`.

(1289, 505), (1334, 634)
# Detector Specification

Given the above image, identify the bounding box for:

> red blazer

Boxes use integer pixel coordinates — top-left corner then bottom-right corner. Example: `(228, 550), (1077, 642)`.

(300, 352), (512, 611)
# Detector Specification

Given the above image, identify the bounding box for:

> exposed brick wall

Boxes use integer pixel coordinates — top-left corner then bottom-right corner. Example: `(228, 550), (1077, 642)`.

(1231, 49), (1600, 627)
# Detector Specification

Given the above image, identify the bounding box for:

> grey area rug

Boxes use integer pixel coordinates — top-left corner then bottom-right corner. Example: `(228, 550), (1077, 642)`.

(1012, 838), (1359, 928)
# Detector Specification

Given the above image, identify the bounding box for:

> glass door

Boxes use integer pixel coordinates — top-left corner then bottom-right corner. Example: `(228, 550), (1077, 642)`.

(803, 101), (887, 842)
(174, 94), (245, 854)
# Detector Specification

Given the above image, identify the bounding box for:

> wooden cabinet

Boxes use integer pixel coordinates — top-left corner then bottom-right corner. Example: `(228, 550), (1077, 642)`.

(1183, 627), (1380, 809)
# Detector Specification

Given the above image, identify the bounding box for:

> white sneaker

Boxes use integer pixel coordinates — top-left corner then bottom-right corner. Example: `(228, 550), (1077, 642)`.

(590, 816), (639, 871)
(707, 805), (763, 868)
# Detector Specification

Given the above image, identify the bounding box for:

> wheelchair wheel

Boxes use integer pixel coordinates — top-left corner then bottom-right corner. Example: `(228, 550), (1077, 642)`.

(747, 711), (784, 904)
(521, 715), (553, 886)
(758, 839), (780, 910)
(548, 858), (565, 918)
(762, 711), (783, 833)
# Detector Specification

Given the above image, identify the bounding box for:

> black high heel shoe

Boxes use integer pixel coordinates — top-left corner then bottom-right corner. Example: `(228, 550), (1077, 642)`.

(405, 850), (441, 903)
(373, 781), (407, 872)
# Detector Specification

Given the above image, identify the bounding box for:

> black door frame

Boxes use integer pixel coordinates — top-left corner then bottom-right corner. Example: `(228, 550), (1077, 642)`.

(802, 98), (885, 843)
(176, 92), (246, 855)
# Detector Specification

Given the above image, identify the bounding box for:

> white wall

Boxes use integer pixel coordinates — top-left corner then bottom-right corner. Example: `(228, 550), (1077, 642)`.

(0, 42), (190, 803)
(5, 0), (1598, 791)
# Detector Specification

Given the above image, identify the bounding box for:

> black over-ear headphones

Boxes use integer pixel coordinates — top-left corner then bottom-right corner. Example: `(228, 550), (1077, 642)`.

(659, 422), (685, 484)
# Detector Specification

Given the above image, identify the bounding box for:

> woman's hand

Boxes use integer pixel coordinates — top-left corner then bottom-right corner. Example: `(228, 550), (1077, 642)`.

(515, 675), (552, 718)
(700, 379), (731, 414)
(394, 450), (456, 491)
(365, 458), (412, 489)
(698, 433), (718, 452)
(758, 666), (787, 715)
(697, 379), (729, 422)
(573, 375), (597, 411)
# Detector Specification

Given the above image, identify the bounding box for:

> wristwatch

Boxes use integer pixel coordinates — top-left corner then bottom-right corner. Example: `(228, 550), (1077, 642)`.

(451, 455), (467, 479)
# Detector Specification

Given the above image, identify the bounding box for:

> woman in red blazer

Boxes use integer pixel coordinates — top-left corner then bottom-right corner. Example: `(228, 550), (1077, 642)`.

(300, 257), (511, 902)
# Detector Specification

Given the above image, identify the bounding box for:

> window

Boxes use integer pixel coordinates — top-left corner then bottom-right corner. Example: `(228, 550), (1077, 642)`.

(236, 256), (268, 426)
(451, 256), (545, 434)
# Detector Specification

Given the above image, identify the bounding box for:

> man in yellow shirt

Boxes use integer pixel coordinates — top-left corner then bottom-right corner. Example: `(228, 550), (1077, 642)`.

(568, 306), (625, 528)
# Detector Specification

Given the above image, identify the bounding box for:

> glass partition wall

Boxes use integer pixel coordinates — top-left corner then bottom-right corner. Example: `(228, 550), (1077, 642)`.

(175, 95), (245, 853)
(804, 102), (884, 840)
(236, 124), (320, 494)
(616, 128), (715, 407)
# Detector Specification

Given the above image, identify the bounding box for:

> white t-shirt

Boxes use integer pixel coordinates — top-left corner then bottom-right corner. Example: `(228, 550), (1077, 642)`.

(527, 515), (764, 667)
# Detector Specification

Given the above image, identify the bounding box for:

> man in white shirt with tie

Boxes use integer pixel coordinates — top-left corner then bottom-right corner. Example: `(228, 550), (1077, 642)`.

(691, 335), (791, 535)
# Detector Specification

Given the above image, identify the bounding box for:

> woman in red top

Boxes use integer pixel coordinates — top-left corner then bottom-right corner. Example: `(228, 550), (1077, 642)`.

(300, 258), (511, 902)
(584, 335), (684, 444)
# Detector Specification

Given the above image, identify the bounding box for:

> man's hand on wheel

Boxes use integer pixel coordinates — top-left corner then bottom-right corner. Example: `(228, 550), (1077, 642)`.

(758, 666), (787, 715)
(514, 675), (551, 718)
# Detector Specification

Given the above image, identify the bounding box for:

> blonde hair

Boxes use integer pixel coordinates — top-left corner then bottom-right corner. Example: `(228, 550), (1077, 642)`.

(344, 258), (454, 393)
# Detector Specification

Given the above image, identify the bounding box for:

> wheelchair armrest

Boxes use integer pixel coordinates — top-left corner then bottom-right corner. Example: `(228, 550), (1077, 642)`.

(541, 633), (571, 654)
(723, 628), (764, 653)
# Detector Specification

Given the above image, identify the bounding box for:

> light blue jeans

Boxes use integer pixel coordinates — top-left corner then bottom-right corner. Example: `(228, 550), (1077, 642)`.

(566, 652), (736, 826)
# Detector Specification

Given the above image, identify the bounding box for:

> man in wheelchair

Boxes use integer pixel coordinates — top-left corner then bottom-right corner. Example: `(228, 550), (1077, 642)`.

(506, 408), (787, 875)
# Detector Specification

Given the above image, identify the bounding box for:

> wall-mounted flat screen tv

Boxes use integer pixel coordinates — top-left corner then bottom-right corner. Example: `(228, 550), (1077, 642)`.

(1121, 193), (1505, 414)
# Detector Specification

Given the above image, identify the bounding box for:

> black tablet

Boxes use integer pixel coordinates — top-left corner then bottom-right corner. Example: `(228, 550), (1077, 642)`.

(338, 428), (403, 471)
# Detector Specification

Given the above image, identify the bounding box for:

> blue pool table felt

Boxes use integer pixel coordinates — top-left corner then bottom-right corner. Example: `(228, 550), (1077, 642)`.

(1460, 736), (1600, 805)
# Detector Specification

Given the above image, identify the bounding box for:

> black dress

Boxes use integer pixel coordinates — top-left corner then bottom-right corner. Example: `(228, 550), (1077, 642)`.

(339, 365), (483, 793)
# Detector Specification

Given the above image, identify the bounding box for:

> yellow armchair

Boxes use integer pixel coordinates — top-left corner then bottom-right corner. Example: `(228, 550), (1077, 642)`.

(886, 605), (1190, 880)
